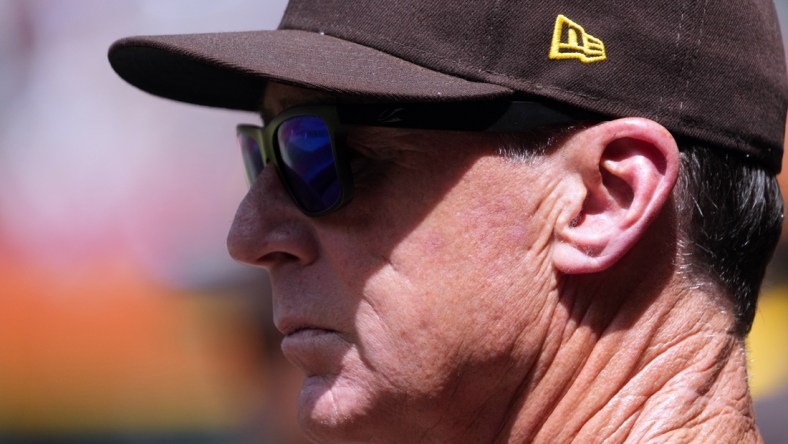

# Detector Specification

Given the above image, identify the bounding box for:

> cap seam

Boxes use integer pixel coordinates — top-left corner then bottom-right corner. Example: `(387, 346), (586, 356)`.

(658, 0), (691, 120)
(482, 0), (503, 71)
(676, 0), (711, 117)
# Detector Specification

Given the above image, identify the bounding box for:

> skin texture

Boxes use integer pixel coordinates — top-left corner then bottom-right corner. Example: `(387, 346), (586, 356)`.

(227, 83), (763, 443)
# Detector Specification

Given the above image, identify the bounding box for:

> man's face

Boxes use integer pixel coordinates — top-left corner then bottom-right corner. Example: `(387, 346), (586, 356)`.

(228, 83), (565, 442)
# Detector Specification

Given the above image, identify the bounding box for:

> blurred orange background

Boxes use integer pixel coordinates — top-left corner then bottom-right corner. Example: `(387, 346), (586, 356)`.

(0, 1), (786, 443)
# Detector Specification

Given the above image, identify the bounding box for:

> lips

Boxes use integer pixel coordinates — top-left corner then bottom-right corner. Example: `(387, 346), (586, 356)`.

(279, 323), (347, 367)
(284, 326), (337, 337)
(276, 317), (338, 337)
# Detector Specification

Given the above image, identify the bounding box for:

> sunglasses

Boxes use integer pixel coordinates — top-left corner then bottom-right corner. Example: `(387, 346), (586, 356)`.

(237, 101), (581, 216)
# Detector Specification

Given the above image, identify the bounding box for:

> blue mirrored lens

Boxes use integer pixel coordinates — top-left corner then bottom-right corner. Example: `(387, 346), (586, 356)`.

(239, 133), (264, 185)
(277, 116), (339, 213)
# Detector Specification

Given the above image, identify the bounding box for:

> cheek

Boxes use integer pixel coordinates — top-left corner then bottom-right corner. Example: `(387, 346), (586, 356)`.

(380, 177), (551, 348)
(353, 207), (541, 369)
(353, 264), (456, 383)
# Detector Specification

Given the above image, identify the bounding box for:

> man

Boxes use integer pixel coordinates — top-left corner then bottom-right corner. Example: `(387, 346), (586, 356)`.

(109, 0), (787, 442)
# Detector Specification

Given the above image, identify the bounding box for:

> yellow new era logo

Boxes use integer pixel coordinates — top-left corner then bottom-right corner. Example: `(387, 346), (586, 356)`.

(549, 15), (606, 63)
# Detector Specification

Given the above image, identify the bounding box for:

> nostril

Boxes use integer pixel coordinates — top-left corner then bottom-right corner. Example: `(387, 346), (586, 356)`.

(259, 251), (301, 267)
(228, 224), (318, 268)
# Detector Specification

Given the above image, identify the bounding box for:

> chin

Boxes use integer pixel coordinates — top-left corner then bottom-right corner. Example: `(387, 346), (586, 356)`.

(297, 374), (380, 444)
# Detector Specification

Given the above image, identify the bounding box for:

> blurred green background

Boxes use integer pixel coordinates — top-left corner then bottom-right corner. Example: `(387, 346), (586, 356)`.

(0, 1), (786, 443)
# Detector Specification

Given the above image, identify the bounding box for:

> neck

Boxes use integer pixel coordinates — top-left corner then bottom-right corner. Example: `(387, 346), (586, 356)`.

(499, 282), (761, 444)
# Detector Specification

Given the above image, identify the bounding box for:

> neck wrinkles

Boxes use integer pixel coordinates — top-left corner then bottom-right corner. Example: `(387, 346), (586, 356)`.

(497, 280), (760, 444)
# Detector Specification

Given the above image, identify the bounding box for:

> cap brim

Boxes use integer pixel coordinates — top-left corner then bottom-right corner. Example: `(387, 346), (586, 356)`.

(108, 29), (514, 111)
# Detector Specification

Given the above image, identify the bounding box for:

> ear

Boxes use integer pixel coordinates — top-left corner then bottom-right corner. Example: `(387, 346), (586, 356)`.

(552, 118), (679, 274)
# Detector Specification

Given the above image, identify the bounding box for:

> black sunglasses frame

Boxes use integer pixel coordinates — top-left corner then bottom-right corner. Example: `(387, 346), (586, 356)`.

(237, 101), (589, 216)
(238, 106), (355, 216)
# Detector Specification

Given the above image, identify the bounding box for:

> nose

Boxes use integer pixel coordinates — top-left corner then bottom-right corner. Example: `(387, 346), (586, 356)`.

(227, 167), (319, 269)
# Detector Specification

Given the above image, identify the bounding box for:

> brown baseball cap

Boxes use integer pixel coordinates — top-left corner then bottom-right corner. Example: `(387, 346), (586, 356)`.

(109, 0), (788, 172)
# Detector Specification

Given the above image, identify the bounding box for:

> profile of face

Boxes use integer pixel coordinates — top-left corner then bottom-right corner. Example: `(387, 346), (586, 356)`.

(227, 83), (569, 443)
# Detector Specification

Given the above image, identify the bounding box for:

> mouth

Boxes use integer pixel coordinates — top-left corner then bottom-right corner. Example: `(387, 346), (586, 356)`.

(279, 325), (345, 362)
(278, 324), (350, 376)
(283, 326), (337, 337)
(277, 319), (338, 337)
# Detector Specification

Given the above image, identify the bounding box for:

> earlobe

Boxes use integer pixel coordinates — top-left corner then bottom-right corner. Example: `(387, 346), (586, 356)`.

(552, 118), (679, 274)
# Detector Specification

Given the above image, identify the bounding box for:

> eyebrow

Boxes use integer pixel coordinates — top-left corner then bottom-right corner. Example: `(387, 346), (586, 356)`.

(260, 104), (275, 123)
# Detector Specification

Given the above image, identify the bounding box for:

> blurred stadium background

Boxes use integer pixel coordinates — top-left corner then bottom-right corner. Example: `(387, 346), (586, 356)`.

(0, 1), (786, 443)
